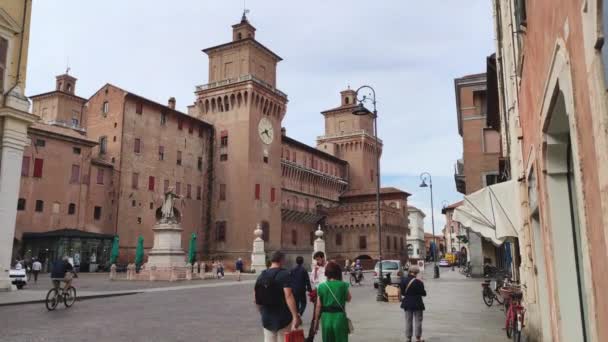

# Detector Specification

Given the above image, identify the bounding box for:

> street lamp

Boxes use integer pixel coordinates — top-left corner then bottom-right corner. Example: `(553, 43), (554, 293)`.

(351, 85), (384, 302)
(420, 172), (440, 279)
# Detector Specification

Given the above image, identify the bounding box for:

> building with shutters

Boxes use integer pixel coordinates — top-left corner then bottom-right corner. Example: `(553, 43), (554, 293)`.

(13, 13), (411, 270)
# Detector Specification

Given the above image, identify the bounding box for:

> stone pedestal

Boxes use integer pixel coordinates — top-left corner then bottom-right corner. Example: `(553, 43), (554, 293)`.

(147, 222), (186, 268)
(251, 224), (266, 273)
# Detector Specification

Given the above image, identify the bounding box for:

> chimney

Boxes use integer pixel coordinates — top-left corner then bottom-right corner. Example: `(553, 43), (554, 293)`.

(168, 97), (176, 110)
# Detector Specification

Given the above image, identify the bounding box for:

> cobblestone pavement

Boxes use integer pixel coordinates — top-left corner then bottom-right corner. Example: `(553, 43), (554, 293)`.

(0, 266), (509, 342)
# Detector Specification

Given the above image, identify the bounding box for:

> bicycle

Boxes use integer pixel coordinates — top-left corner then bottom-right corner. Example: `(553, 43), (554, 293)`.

(481, 279), (496, 306)
(349, 270), (364, 286)
(460, 262), (472, 277)
(45, 282), (77, 311)
(505, 291), (525, 341)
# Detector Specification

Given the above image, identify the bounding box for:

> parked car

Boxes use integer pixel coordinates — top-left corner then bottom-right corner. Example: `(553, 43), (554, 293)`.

(373, 260), (404, 289)
(9, 267), (27, 289)
(439, 259), (450, 267)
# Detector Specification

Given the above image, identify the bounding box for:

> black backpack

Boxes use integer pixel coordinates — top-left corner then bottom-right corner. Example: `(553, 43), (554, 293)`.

(255, 269), (283, 307)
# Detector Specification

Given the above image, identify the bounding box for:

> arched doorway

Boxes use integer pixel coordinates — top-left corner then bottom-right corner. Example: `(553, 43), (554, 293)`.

(543, 86), (589, 341)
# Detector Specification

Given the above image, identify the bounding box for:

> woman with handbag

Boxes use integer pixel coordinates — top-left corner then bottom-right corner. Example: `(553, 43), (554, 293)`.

(400, 265), (426, 342)
(313, 262), (352, 342)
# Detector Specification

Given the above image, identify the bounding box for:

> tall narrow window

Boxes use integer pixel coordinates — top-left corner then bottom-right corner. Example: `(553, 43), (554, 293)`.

(336, 233), (343, 246)
(68, 203), (76, 215)
(132, 172), (139, 189)
(134, 138), (141, 153)
(158, 146), (164, 161)
(21, 156), (30, 176)
(176, 182), (181, 195)
(220, 130), (228, 147)
(99, 136), (107, 154)
(70, 164), (80, 183)
(177, 117), (183, 130)
(164, 179), (170, 192)
(135, 102), (143, 114)
(255, 184), (260, 200)
(94, 206), (102, 220)
(291, 230), (297, 245)
(359, 236), (367, 249)
(393, 236), (397, 250)
(400, 237), (404, 250)
(216, 221), (226, 242)
(102, 101), (109, 115)
(220, 184), (226, 201)
(188, 121), (194, 134)
(370, 170), (374, 182)
(0, 37), (7, 92)
(177, 151), (182, 166)
(293, 152), (297, 163)
(197, 186), (202, 200)
(198, 157), (203, 171)
(148, 176), (155, 191)
(33, 158), (44, 178)
(198, 124), (204, 137)
(35, 200), (44, 212)
(97, 167), (104, 184)
(17, 198), (26, 211)
(270, 188), (276, 202)
(386, 236), (391, 250)
(160, 112), (167, 125)
(187, 184), (192, 199)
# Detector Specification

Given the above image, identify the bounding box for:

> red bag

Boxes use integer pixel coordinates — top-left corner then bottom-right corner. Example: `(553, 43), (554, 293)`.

(285, 329), (305, 342)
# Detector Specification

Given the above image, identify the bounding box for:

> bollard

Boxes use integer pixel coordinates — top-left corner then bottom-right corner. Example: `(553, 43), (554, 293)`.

(110, 264), (117, 280)
(186, 263), (192, 280)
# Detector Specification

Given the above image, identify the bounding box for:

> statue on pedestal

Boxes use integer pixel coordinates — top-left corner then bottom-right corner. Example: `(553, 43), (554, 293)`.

(160, 187), (181, 223)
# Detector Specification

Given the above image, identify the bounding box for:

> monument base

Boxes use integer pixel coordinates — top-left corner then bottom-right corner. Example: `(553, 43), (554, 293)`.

(146, 222), (186, 269)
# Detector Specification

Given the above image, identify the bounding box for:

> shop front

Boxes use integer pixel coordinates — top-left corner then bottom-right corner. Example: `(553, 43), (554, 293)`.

(20, 229), (114, 272)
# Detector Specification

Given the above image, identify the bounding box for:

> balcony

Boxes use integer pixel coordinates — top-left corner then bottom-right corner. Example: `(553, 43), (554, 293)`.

(454, 158), (466, 194)
(195, 74), (287, 99)
(281, 203), (327, 224)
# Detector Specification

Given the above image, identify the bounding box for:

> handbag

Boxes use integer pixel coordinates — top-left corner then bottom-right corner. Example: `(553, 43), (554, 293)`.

(323, 283), (354, 334)
(284, 329), (305, 342)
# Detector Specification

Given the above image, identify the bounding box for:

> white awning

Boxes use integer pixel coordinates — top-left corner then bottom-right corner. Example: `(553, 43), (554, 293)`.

(453, 180), (520, 246)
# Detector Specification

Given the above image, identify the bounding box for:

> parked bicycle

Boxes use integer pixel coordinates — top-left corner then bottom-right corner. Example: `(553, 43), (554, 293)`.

(460, 262), (472, 277)
(505, 291), (525, 341)
(45, 284), (77, 311)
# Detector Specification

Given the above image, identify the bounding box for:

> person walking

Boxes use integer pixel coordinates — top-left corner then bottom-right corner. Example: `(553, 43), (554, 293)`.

(290, 256), (312, 316)
(313, 262), (351, 342)
(400, 265), (426, 342)
(217, 259), (225, 279)
(32, 258), (42, 283)
(235, 257), (244, 281)
(254, 251), (301, 342)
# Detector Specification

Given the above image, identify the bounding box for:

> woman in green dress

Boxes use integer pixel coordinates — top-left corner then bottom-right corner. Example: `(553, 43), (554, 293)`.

(313, 261), (352, 342)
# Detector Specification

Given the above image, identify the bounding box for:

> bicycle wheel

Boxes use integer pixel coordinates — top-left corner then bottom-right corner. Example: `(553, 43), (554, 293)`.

(483, 288), (494, 307)
(45, 288), (59, 311)
(63, 286), (77, 307)
(494, 290), (504, 305)
(506, 315), (513, 338)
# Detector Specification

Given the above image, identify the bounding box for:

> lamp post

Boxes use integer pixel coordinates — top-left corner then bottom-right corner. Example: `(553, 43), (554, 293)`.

(351, 85), (384, 302)
(420, 172), (439, 279)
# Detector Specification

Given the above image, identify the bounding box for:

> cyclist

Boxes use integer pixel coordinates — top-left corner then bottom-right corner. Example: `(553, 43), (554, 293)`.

(50, 256), (75, 291)
(351, 259), (363, 283)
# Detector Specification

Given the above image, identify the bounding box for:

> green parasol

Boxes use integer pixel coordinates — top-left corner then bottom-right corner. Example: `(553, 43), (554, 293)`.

(187, 233), (197, 264)
(134, 236), (144, 268)
(109, 236), (120, 265)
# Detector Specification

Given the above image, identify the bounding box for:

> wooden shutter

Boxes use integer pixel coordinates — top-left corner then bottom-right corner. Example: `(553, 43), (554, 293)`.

(148, 176), (155, 191)
(33, 158), (44, 178)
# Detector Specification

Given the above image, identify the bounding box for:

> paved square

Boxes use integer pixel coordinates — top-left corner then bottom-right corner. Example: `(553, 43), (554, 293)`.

(0, 267), (508, 341)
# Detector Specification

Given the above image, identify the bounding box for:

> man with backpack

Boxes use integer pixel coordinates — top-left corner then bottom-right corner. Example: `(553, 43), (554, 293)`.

(290, 256), (312, 315)
(255, 251), (302, 341)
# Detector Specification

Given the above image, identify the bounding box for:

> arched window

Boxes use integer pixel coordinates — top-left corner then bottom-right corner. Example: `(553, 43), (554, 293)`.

(345, 97), (349, 104)
(237, 32), (242, 40)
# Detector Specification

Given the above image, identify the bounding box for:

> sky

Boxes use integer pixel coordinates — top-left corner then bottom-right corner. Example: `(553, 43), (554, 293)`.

(26, 0), (495, 232)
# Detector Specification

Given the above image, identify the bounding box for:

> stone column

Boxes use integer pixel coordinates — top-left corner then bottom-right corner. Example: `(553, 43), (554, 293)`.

(312, 225), (325, 266)
(251, 224), (266, 273)
(0, 89), (36, 291)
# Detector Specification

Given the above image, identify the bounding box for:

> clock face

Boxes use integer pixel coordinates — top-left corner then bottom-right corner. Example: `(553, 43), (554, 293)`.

(258, 117), (274, 145)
